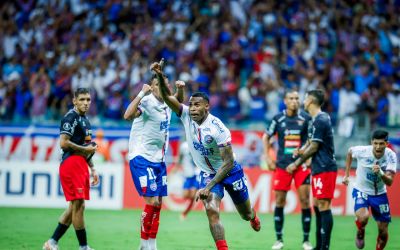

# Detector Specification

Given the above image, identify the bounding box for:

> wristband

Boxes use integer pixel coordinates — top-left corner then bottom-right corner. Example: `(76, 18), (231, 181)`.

(137, 91), (145, 99)
(378, 169), (385, 177)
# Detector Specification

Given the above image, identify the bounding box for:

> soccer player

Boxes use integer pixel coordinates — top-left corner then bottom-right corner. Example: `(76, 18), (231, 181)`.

(286, 89), (337, 250)
(262, 90), (312, 250)
(124, 70), (184, 250)
(175, 139), (199, 220)
(342, 130), (397, 250)
(43, 88), (99, 250)
(153, 62), (261, 250)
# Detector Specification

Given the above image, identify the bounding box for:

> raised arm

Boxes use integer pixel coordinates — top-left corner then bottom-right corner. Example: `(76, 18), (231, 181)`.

(150, 62), (182, 114)
(174, 80), (185, 103)
(123, 84), (152, 121)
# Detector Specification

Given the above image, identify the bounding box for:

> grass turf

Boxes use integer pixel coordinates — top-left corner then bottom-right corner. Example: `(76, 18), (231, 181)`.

(0, 207), (399, 249)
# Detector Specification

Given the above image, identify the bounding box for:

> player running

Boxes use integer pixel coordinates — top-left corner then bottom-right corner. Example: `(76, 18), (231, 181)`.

(342, 130), (397, 250)
(262, 90), (312, 250)
(153, 61), (260, 250)
(124, 64), (184, 250)
(286, 89), (337, 250)
(43, 88), (99, 250)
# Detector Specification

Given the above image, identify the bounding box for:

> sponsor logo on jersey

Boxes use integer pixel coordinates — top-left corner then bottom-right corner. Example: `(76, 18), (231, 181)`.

(284, 148), (296, 154)
(211, 119), (224, 133)
(284, 140), (301, 147)
(284, 135), (301, 140)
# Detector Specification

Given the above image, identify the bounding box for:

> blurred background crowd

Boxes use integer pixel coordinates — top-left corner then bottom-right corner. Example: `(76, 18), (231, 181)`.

(1, 0), (400, 133)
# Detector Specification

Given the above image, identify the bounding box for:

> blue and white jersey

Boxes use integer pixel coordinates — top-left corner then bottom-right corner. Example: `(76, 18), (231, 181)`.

(179, 105), (232, 174)
(351, 145), (397, 195)
(128, 94), (171, 163)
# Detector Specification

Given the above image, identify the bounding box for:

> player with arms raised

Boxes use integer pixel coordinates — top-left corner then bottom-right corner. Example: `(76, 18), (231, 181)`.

(152, 61), (261, 250)
(343, 130), (397, 250)
(262, 90), (312, 250)
(43, 88), (99, 250)
(286, 89), (337, 250)
(124, 62), (184, 250)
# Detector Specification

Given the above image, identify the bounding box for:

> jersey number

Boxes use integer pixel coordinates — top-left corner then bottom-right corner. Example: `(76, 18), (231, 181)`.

(313, 177), (323, 189)
(147, 168), (156, 180)
(356, 191), (368, 200)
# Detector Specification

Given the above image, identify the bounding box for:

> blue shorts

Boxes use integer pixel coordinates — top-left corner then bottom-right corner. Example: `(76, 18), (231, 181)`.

(183, 175), (199, 190)
(352, 188), (391, 222)
(129, 156), (167, 197)
(199, 162), (249, 204)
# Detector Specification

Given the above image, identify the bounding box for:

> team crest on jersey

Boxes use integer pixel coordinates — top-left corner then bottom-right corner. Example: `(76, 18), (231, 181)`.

(150, 181), (157, 191)
(356, 198), (365, 205)
(204, 135), (213, 144)
(281, 122), (286, 128)
(298, 120), (304, 126)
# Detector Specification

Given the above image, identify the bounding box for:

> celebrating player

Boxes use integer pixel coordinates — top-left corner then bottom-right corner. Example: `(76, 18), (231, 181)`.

(286, 89), (337, 250)
(43, 88), (99, 250)
(342, 130), (397, 250)
(124, 65), (184, 250)
(262, 90), (312, 250)
(152, 61), (261, 250)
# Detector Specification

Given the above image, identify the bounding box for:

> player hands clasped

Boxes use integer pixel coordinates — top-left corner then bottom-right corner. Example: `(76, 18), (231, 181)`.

(43, 88), (99, 250)
(342, 130), (397, 250)
(123, 62), (184, 250)
(286, 89), (337, 250)
(262, 90), (313, 250)
(152, 61), (261, 250)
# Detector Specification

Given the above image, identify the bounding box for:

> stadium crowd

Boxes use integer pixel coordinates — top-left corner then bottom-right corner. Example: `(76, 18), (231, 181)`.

(1, 0), (400, 129)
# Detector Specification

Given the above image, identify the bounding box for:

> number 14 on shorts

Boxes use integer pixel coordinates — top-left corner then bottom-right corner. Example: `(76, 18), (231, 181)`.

(313, 177), (323, 189)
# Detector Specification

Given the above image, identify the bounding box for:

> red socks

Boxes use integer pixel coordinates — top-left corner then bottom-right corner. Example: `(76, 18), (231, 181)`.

(216, 240), (228, 250)
(149, 205), (161, 239)
(140, 205), (155, 240)
(355, 219), (365, 230)
(376, 234), (388, 250)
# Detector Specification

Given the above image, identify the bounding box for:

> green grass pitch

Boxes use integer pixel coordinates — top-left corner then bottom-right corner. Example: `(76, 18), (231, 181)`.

(0, 207), (399, 249)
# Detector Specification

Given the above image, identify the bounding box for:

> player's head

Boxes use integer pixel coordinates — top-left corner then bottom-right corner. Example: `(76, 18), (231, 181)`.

(371, 130), (389, 158)
(189, 92), (210, 123)
(304, 89), (324, 112)
(150, 73), (168, 98)
(284, 89), (300, 112)
(73, 88), (91, 114)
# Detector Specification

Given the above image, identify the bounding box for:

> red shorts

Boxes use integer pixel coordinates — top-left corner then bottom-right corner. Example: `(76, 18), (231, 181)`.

(273, 165), (311, 191)
(311, 171), (337, 199)
(59, 155), (90, 201)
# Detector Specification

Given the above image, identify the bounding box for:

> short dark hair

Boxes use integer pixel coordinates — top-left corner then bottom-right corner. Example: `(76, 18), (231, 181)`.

(284, 89), (298, 98)
(191, 92), (209, 103)
(74, 88), (90, 98)
(307, 89), (325, 106)
(372, 130), (389, 141)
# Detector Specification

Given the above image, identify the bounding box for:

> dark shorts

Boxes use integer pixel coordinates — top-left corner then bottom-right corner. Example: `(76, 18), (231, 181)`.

(60, 155), (90, 201)
(129, 156), (167, 197)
